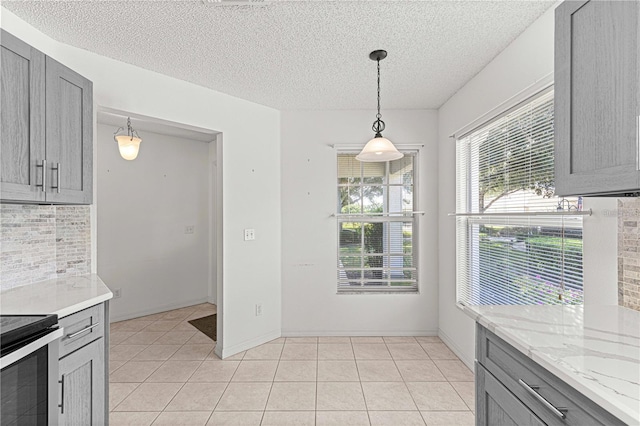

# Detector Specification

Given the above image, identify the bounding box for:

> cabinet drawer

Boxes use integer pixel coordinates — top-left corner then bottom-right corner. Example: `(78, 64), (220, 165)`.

(476, 363), (545, 426)
(59, 304), (104, 358)
(476, 324), (624, 426)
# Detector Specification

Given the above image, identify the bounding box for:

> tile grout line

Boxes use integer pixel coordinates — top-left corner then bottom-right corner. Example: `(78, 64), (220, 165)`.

(109, 304), (217, 418)
(383, 337), (422, 421)
(206, 354), (242, 424)
(112, 310), (473, 425)
(157, 345), (212, 415)
(147, 306), (214, 424)
(109, 382), (143, 412)
(351, 338), (372, 426)
(257, 347), (281, 425)
(315, 344), (319, 426)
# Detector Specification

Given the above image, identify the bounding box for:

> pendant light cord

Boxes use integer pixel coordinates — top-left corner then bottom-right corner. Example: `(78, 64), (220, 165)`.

(377, 59), (381, 120)
(372, 58), (385, 136)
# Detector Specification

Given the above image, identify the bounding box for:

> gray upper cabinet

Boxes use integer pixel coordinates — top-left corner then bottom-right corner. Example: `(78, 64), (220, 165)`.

(555, 0), (640, 196)
(44, 57), (93, 204)
(0, 30), (93, 204)
(0, 30), (46, 202)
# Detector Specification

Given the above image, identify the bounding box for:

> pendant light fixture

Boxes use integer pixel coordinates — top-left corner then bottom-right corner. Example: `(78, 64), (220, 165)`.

(114, 117), (142, 161)
(356, 50), (403, 162)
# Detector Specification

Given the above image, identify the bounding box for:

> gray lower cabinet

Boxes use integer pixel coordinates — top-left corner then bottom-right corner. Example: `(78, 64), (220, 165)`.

(0, 30), (93, 205)
(58, 303), (109, 426)
(476, 324), (625, 426)
(58, 338), (105, 426)
(476, 363), (545, 426)
(555, 0), (640, 197)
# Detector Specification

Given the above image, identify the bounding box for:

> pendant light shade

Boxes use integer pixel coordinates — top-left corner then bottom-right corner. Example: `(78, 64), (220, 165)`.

(115, 135), (142, 161)
(356, 137), (404, 162)
(114, 117), (142, 161)
(356, 50), (403, 163)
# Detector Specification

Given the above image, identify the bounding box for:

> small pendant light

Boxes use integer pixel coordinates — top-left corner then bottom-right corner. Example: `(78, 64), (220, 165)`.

(114, 117), (142, 161)
(356, 50), (403, 162)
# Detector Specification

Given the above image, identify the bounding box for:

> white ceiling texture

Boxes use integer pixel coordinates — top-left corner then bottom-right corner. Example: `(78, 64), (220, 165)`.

(3, 0), (554, 110)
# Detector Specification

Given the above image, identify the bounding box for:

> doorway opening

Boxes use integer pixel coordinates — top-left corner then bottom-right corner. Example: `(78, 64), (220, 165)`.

(96, 108), (223, 351)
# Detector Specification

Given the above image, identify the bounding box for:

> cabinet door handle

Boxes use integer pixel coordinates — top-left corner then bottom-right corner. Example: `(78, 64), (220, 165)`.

(36, 160), (46, 192)
(636, 115), (639, 171)
(519, 379), (567, 419)
(52, 162), (61, 193)
(58, 377), (64, 414)
(65, 322), (100, 340)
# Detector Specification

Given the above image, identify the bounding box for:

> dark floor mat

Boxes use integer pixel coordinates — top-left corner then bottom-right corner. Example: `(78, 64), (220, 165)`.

(188, 314), (216, 341)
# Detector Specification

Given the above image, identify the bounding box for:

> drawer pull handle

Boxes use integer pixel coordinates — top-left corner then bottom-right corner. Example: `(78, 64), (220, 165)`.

(66, 322), (100, 340)
(519, 379), (567, 419)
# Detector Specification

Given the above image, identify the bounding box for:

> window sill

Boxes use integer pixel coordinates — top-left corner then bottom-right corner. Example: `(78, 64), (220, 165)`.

(337, 290), (419, 295)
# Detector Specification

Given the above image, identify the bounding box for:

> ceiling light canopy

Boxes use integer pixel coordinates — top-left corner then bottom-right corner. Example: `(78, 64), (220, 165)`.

(114, 117), (142, 161)
(356, 50), (403, 163)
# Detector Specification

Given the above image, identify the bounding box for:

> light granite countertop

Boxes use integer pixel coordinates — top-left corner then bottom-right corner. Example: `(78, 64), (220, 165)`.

(461, 304), (640, 425)
(0, 274), (112, 318)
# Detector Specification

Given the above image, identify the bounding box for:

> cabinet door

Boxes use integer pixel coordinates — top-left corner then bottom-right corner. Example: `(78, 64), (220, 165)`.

(0, 30), (46, 202)
(476, 363), (545, 426)
(555, 0), (640, 196)
(58, 338), (105, 426)
(45, 56), (93, 204)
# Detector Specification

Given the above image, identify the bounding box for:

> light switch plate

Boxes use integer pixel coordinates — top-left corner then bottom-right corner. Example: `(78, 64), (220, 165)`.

(244, 228), (255, 241)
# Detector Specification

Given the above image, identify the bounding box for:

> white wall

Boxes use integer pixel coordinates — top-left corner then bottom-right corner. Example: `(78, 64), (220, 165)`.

(2, 9), (282, 357)
(281, 109), (439, 336)
(582, 198), (618, 305)
(96, 125), (212, 321)
(437, 6), (618, 368)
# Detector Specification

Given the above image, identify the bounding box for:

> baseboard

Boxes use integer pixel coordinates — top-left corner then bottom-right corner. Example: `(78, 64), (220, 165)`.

(110, 297), (211, 322)
(281, 330), (438, 337)
(218, 329), (281, 359)
(439, 327), (474, 370)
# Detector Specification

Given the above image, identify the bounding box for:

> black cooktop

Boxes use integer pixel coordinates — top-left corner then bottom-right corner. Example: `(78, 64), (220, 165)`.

(0, 315), (58, 355)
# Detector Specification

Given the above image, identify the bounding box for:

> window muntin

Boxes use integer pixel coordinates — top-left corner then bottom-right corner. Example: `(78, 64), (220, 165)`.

(456, 90), (584, 306)
(337, 153), (417, 292)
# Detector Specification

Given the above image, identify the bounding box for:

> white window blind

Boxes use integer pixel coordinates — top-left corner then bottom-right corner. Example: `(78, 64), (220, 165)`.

(456, 89), (584, 306)
(337, 153), (418, 293)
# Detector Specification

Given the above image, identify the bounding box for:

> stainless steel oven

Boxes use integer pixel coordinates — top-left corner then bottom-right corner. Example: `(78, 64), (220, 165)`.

(0, 315), (63, 426)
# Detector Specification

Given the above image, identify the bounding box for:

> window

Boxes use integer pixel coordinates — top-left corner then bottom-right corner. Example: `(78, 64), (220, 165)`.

(456, 89), (584, 306)
(336, 153), (417, 293)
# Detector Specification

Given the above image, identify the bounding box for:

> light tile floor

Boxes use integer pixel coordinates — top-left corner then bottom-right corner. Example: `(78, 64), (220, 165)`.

(109, 304), (475, 425)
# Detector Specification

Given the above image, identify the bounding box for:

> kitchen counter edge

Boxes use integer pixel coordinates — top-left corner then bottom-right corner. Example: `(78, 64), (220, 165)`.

(1, 274), (113, 318)
(460, 304), (640, 426)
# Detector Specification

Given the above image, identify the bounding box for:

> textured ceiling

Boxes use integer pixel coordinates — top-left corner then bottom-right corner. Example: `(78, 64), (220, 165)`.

(3, 1), (554, 110)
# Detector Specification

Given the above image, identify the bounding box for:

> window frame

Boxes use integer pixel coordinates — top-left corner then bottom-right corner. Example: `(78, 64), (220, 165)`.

(336, 150), (420, 294)
(455, 88), (585, 307)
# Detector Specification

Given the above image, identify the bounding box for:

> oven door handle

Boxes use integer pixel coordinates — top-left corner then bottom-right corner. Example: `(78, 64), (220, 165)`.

(0, 328), (64, 369)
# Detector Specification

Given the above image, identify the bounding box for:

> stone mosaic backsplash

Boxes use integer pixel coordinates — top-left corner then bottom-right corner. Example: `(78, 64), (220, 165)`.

(1, 204), (91, 291)
(619, 199), (640, 311)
